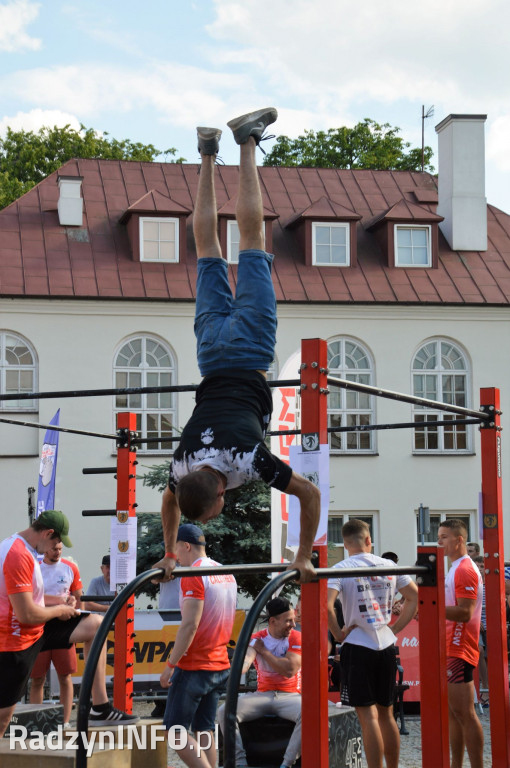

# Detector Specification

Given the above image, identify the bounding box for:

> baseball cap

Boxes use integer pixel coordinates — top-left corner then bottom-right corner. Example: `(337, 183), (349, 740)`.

(37, 510), (72, 548)
(266, 596), (291, 617)
(102, 555), (110, 566)
(177, 523), (206, 546)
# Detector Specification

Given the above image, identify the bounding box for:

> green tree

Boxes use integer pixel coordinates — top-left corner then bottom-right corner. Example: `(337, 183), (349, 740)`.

(263, 118), (434, 172)
(0, 123), (185, 209)
(137, 461), (277, 601)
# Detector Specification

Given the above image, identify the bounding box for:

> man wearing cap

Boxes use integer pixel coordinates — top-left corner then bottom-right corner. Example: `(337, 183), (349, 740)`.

(218, 596), (302, 768)
(29, 539), (83, 726)
(0, 511), (138, 735)
(159, 524), (237, 768)
(85, 555), (115, 613)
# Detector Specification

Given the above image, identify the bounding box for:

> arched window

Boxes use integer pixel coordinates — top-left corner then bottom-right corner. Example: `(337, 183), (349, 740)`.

(412, 339), (471, 452)
(327, 338), (375, 452)
(114, 336), (176, 452)
(0, 332), (37, 410)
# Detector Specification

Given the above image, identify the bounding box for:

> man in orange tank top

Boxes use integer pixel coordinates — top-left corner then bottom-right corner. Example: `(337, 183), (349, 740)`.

(439, 519), (483, 768)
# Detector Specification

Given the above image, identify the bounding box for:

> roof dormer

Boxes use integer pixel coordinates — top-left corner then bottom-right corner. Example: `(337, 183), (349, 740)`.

(285, 196), (362, 267)
(366, 199), (443, 268)
(119, 190), (191, 262)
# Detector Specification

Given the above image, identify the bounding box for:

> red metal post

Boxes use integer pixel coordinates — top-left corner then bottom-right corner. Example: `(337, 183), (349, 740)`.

(300, 339), (329, 768)
(417, 545), (449, 768)
(113, 411), (137, 713)
(480, 388), (510, 768)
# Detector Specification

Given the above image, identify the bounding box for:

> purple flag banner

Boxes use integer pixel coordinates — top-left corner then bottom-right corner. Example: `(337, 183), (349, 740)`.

(36, 408), (60, 518)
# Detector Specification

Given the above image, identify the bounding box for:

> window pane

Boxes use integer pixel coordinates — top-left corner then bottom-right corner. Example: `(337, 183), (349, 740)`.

(328, 517), (344, 544)
(413, 247), (428, 265)
(5, 370), (20, 392)
(397, 228), (412, 246)
(316, 245), (331, 263)
(144, 221), (158, 240)
(331, 227), (346, 245)
(159, 222), (174, 241)
(397, 247), (413, 265)
(411, 229), (427, 247)
(315, 226), (330, 245)
(144, 240), (159, 260)
(331, 246), (346, 264)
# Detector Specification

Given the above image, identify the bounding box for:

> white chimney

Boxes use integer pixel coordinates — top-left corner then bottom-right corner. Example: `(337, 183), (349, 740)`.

(57, 175), (84, 226)
(435, 114), (487, 251)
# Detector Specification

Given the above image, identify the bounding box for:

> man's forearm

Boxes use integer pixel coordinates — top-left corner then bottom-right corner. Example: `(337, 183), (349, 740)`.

(161, 486), (180, 552)
(391, 598), (418, 635)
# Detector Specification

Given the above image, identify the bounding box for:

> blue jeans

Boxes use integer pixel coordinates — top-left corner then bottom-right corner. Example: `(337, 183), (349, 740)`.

(194, 250), (277, 376)
(163, 667), (229, 732)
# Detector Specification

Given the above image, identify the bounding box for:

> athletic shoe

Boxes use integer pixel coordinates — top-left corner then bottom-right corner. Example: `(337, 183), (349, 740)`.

(197, 127), (222, 156)
(227, 107), (278, 147)
(88, 704), (140, 726)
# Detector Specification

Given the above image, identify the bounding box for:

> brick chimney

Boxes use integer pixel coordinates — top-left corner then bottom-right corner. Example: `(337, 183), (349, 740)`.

(57, 175), (83, 226)
(435, 114), (487, 252)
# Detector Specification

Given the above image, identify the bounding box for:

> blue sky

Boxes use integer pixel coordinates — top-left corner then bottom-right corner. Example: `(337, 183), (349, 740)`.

(1, 0), (510, 212)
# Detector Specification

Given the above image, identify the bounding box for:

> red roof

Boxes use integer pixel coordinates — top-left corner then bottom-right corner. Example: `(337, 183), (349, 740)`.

(0, 157), (509, 305)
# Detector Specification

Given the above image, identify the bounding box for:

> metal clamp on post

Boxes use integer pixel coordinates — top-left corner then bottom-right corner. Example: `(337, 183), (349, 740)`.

(116, 427), (130, 448)
(479, 403), (502, 429)
(415, 551), (438, 586)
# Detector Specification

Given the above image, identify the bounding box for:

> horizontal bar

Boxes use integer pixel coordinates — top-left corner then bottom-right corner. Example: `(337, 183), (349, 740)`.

(82, 509), (117, 517)
(153, 562), (430, 580)
(0, 416), (117, 440)
(327, 375), (489, 420)
(267, 418), (482, 437)
(82, 467), (117, 474)
(0, 378), (301, 403)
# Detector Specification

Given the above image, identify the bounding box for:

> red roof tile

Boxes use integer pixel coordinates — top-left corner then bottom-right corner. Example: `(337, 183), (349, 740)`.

(0, 158), (509, 305)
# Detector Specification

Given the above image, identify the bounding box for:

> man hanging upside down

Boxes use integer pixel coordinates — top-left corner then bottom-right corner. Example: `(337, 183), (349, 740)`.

(154, 108), (320, 583)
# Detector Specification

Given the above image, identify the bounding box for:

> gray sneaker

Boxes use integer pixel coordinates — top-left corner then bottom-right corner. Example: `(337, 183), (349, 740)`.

(227, 107), (278, 146)
(197, 127), (222, 156)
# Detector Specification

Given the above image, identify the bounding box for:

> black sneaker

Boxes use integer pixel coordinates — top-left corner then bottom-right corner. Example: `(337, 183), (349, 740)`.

(88, 704), (140, 727)
(227, 107), (277, 146)
(197, 127), (222, 156)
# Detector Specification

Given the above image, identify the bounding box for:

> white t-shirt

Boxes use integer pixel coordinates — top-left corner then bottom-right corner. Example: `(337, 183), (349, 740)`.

(40, 558), (82, 597)
(327, 552), (411, 651)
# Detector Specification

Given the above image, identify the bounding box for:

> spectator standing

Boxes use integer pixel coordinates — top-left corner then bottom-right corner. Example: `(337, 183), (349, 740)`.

(218, 596), (302, 768)
(438, 519), (483, 768)
(159, 524), (237, 768)
(467, 542), (481, 559)
(327, 519), (418, 768)
(29, 540), (83, 725)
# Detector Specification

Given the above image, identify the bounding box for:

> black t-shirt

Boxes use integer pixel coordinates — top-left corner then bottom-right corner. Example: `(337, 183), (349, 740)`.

(168, 369), (292, 494)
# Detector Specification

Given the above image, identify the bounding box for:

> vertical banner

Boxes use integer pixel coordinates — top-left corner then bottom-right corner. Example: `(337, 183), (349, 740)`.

(270, 351), (300, 563)
(110, 513), (137, 591)
(36, 408), (60, 517)
(287, 443), (329, 546)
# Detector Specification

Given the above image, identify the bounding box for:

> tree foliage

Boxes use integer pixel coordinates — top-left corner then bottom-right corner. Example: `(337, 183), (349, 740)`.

(263, 118), (434, 172)
(0, 123), (184, 209)
(137, 461), (275, 601)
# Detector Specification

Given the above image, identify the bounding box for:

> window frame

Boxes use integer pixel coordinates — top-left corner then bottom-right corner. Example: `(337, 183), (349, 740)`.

(416, 510), (473, 546)
(411, 338), (472, 455)
(139, 216), (179, 263)
(312, 222), (350, 267)
(394, 224), (432, 268)
(327, 512), (379, 565)
(113, 335), (177, 454)
(0, 331), (38, 412)
(327, 337), (376, 454)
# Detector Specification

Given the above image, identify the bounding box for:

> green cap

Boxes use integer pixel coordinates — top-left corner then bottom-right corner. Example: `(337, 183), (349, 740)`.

(37, 510), (72, 547)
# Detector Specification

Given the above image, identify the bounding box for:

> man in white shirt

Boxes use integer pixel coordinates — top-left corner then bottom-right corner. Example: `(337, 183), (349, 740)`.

(327, 519), (418, 768)
(29, 540), (83, 725)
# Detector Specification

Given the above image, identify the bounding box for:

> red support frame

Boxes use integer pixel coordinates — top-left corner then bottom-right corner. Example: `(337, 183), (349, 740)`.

(300, 339), (329, 768)
(113, 411), (137, 713)
(480, 388), (510, 767)
(417, 546), (449, 767)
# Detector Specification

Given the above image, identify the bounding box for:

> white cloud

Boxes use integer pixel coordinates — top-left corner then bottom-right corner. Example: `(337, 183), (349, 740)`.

(0, 0), (41, 52)
(0, 108), (81, 136)
(487, 116), (510, 172)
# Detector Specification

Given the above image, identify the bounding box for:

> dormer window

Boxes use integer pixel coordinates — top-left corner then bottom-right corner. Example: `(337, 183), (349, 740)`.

(312, 223), (350, 266)
(394, 225), (431, 267)
(140, 217), (179, 262)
